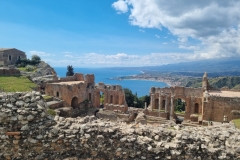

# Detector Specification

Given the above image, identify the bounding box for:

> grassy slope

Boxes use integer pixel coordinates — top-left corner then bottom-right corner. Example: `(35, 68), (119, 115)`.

(0, 76), (36, 92)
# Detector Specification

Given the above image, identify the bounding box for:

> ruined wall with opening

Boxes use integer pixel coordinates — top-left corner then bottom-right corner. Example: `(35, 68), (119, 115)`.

(45, 74), (128, 112)
(149, 86), (203, 120)
(93, 83), (127, 113)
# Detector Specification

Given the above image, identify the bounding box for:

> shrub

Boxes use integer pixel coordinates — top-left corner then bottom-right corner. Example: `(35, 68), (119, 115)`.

(47, 109), (56, 116)
(25, 65), (35, 72)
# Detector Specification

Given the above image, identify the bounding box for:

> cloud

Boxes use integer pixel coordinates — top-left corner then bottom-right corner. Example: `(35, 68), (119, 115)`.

(112, 0), (129, 14)
(64, 54), (74, 58)
(46, 52), (198, 67)
(29, 51), (52, 57)
(155, 34), (160, 38)
(112, 0), (240, 60)
(139, 29), (145, 33)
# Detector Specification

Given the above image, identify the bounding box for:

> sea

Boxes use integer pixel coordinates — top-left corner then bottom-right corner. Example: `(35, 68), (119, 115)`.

(54, 67), (168, 97)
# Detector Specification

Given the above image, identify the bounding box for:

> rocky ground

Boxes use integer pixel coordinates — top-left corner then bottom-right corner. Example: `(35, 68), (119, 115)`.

(1, 91), (240, 160)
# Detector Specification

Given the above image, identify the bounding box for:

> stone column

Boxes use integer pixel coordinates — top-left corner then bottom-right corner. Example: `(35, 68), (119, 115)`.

(170, 95), (174, 120)
(191, 96), (195, 115)
(151, 94), (155, 111)
(159, 95), (162, 117)
(165, 95), (168, 113)
(145, 102), (147, 109)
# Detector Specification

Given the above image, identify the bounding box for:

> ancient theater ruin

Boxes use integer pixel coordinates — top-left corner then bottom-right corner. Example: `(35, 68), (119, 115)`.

(148, 72), (240, 123)
(44, 73), (128, 113)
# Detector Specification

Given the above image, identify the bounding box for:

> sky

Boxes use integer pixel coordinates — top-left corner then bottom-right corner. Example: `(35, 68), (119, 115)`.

(1, 0), (240, 67)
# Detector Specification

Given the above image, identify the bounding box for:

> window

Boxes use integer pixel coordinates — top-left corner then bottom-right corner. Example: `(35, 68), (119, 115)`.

(18, 56), (21, 60)
(8, 55), (11, 61)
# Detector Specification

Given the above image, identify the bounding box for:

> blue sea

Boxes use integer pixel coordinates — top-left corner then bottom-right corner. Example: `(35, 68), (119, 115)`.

(54, 67), (168, 97)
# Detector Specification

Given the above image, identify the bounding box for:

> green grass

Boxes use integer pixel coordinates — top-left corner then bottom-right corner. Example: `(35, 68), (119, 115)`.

(17, 66), (36, 72)
(152, 109), (165, 112)
(0, 76), (36, 92)
(17, 67), (27, 71)
(175, 111), (185, 115)
(47, 109), (56, 116)
(43, 95), (53, 102)
(232, 119), (240, 129)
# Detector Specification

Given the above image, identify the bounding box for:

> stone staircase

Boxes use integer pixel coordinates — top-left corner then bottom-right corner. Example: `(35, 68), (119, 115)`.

(43, 95), (72, 117)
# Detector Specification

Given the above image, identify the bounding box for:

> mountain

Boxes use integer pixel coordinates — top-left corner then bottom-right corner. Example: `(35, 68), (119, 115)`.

(137, 58), (240, 77)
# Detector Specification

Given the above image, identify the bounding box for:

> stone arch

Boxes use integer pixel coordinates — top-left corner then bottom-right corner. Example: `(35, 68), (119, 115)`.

(155, 99), (159, 109)
(162, 100), (166, 110)
(110, 95), (113, 104)
(88, 93), (91, 101)
(71, 97), (78, 108)
(56, 91), (59, 97)
(194, 103), (199, 113)
(115, 95), (119, 104)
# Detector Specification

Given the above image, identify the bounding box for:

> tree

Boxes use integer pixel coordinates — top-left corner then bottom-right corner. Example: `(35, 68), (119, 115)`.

(124, 88), (147, 108)
(175, 98), (185, 112)
(124, 88), (135, 107)
(139, 95), (150, 107)
(66, 65), (74, 76)
(31, 54), (41, 65)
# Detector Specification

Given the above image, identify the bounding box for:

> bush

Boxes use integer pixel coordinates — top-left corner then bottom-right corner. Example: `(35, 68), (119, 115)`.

(25, 65), (35, 72)
(16, 55), (41, 67)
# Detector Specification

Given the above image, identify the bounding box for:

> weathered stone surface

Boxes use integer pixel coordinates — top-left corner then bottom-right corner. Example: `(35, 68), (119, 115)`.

(1, 91), (240, 159)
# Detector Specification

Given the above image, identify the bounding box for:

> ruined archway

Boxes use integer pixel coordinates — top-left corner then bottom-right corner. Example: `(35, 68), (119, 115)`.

(88, 93), (91, 101)
(56, 91), (59, 97)
(115, 95), (119, 104)
(110, 95), (113, 104)
(155, 99), (159, 109)
(162, 100), (166, 110)
(195, 103), (199, 114)
(71, 97), (78, 108)
(100, 91), (104, 107)
(175, 98), (186, 113)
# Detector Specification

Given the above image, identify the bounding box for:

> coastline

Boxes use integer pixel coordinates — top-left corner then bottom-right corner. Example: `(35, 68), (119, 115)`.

(110, 77), (180, 87)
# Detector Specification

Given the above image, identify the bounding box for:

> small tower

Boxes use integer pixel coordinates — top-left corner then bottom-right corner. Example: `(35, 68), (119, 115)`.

(202, 72), (209, 91)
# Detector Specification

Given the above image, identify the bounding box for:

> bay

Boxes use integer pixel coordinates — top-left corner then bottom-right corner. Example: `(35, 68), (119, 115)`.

(54, 67), (168, 97)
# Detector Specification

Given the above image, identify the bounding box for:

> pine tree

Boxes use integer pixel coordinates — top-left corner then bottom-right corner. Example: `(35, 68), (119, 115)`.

(66, 65), (74, 76)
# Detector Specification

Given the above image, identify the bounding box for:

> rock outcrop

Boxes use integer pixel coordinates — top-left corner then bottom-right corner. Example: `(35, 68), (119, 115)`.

(1, 91), (240, 159)
(20, 61), (57, 85)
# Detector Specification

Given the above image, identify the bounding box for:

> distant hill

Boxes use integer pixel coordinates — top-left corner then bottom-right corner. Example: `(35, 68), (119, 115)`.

(182, 76), (240, 90)
(137, 58), (240, 77)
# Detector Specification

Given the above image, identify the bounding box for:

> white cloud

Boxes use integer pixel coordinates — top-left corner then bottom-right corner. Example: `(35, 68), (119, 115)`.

(28, 51), (52, 57)
(155, 34), (160, 39)
(139, 29), (145, 33)
(64, 54), (74, 58)
(46, 52), (197, 67)
(112, 0), (240, 60)
(112, 0), (129, 14)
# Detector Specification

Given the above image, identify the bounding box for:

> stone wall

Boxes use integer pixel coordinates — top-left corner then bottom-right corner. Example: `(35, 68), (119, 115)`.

(203, 96), (240, 122)
(45, 82), (89, 107)
(45, 77), (128, 112)
(149, 86), (203, 121)
(0, 68), (21, 76)
(1, 91), (240, 159)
